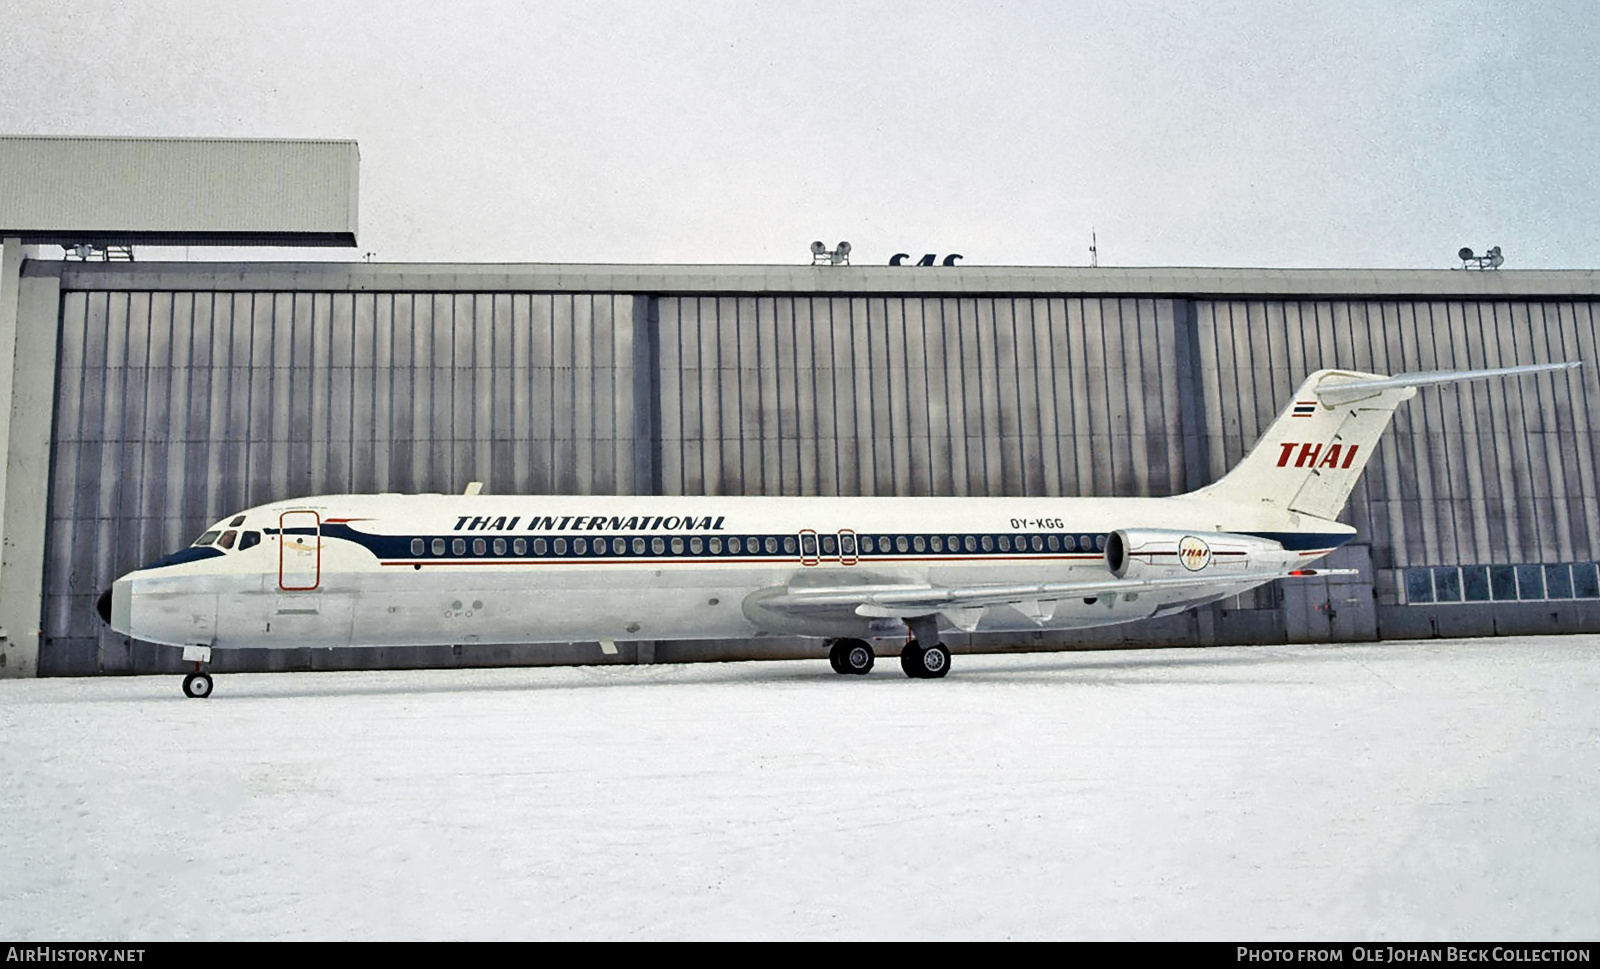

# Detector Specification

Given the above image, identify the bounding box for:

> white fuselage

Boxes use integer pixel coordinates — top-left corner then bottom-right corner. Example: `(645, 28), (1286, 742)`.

(108, 492), (1351, 651)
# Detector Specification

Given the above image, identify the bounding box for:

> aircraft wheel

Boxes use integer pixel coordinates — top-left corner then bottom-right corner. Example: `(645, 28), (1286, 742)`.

(827, 640), (846, 674)
(900, 641), (926, 678)
(838, 639), (874, 675)
(182, 672), (214, 699)
(901, 641), (950, 679)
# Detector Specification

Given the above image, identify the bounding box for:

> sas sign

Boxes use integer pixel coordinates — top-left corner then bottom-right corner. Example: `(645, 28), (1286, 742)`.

(890, 253), (964, 266)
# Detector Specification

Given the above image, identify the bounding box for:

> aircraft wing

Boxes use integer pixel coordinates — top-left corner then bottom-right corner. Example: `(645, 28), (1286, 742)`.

(757, 567), (1355, 629)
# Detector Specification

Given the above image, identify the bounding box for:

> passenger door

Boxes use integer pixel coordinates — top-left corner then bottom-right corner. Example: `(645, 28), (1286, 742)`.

(278, 510), (321, 591)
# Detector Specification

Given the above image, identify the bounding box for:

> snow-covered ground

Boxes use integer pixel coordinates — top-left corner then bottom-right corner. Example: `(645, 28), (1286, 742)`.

(2, 637), (1596, 941)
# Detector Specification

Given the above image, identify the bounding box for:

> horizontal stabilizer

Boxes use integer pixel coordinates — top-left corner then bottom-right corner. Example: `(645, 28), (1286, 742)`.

(1316, 361), (1580, 406)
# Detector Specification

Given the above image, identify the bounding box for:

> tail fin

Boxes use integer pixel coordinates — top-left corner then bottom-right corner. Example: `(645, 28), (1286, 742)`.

(1194, 361), (1581, 521)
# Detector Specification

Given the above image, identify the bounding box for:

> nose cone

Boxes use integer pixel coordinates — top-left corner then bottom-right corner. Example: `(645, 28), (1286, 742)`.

(97, 577), (135, 636)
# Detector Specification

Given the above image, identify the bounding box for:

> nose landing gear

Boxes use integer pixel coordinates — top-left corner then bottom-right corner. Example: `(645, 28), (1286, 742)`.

(180, 645), (214, 698)
(182, 669), (214, 698)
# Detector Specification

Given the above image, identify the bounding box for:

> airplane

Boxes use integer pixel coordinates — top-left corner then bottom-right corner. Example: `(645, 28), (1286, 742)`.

(97, 360), (1580, 697)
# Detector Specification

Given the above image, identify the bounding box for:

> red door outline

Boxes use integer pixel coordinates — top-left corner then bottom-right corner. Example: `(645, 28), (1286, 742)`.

(838, 529), (858, 566)
(278, 510), (321, 591)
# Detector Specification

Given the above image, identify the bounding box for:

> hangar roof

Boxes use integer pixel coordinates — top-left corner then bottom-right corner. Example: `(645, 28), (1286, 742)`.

(29, 261), (1600, 299)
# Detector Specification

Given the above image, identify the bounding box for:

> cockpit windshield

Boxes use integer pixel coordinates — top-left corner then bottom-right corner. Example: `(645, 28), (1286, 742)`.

(194, 530), (221, 547)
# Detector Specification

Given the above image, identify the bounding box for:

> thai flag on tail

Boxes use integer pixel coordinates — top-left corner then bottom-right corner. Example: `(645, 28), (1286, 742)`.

(1292, 401), (1317, 418)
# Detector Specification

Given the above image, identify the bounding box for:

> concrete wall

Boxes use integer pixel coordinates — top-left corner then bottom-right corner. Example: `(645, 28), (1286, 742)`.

(0, 247), (61, 674)
(12, 261), (1600, 675)
(0, 136), (358, 246)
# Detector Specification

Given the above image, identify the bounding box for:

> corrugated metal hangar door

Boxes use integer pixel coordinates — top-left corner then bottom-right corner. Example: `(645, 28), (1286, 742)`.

(37, 278), (1600, 674)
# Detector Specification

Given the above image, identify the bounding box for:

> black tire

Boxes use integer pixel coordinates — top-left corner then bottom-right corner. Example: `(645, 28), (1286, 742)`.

(920, 643), (951, 679)
(182, 672), (213, 699)
(840, 639), (875, 675)
(827, 640), (846, 674)
(900, 641), (925, 678)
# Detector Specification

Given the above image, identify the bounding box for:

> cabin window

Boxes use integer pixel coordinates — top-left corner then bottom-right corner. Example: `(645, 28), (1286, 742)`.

(513, 538), (527, 556)
(230, 515), (246, 527)
(651, 537), (666, 555)
(840, 533), (856, 556)
(800, 533), (817, 557)
(963, 536), (977, 552)
(820, 534), (836, 555)
(729, 537), (742, 554)
(912, 536), (926, 553)
(929, 536), (943, 553)
(769, 537), (783, 555)
(1046, 534), (1060, 552)
(411, 538), (425, 556)
(452, 538), (466, 556)
(1031, 535), (1044, 552)
(473, 538), (487, 555)
(633, 537), (646, 555)
(240, 531), (261, 551)
(690, 536), (704, 554)
(980, 535), (994, 552)
(1078, 535), (1091, 551)
(710, 537), (723, 554)
(533, 538), (548, 555)
(432, 538), (446, 555)
(554, 538), (568, 556)
(591, 538), (606, 556)
(947, 535), (959, 552)
(195, 530), (220, 547)
(997, 535), (1011, 552)
(218, 530), (238, 550)
(1063, 535), (1077, 551)
(895, 536), (909, 553)
(573, 538), (587, 555)
(613, 538), (626, 555)
(670, 537), (684, 555)
(493, 538), (506, 555)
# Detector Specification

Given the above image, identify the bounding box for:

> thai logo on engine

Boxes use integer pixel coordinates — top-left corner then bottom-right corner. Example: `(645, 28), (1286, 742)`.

(1178, 536), (1212, 571)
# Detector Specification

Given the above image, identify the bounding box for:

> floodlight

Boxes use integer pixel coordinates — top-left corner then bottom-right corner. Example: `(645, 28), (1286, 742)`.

(837, 241), (851, 256)
(1459, 247), (1475, 261)
(811, 241), (826, 255)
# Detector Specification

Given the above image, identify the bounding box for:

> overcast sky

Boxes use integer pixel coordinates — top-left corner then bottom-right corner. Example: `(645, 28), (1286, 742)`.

(2, 0), (1596, 269)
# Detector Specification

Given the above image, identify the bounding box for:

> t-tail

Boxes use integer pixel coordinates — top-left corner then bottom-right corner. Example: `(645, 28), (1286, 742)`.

(1194, 361), (1582, 520)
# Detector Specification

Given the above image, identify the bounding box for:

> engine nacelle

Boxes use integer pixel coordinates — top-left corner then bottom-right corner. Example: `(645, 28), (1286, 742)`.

(1104, 528), (1298, 579)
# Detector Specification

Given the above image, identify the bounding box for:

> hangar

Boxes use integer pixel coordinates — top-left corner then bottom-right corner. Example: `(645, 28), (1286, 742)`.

(2, 138), (1598, 677)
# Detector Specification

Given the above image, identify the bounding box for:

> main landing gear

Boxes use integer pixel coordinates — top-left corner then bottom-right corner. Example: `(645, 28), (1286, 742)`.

(828, 638), (875, 675)
(899, 640), (951, 679)
(900, 614), (950, 679)
(826, 615), (952, 679)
